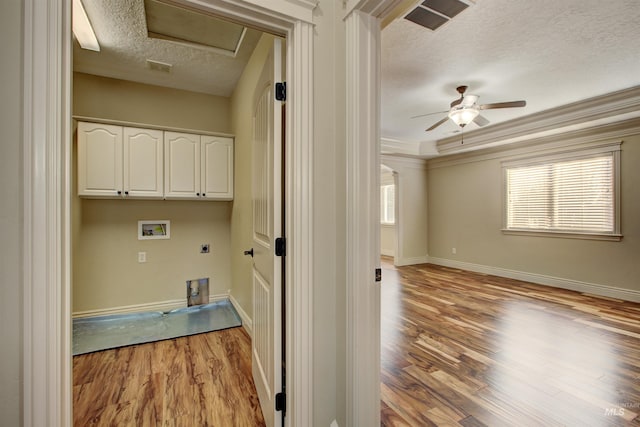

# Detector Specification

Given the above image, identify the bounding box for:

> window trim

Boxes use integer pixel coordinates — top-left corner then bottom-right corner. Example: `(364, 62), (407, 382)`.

(501, 141), (622, 241)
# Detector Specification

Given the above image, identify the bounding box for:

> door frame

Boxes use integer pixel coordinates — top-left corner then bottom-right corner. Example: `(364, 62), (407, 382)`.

(22, 0), (399, 425)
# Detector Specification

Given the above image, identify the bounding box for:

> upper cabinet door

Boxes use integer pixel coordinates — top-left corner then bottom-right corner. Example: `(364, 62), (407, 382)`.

(123, 127), (164, 199)
(77, 122), (123, 197)
(201, 136), (234, 200)
(164, 131), (201, 199)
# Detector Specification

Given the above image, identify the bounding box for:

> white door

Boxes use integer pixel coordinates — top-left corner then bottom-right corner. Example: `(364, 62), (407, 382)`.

(123, 127), (164, 198)
(251, 38), (284, 427)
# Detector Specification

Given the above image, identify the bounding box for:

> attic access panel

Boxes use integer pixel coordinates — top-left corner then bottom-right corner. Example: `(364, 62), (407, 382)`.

(405, 0), (471, 31)
(144, 0), (247, 56)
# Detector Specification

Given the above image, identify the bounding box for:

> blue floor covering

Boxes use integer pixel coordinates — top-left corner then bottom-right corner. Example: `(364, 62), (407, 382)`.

(72, 299), (242, 355)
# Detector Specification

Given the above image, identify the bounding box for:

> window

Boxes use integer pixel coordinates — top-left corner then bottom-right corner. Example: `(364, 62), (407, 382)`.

(503, 142), (621, 240)
(381, 184), (395, 224)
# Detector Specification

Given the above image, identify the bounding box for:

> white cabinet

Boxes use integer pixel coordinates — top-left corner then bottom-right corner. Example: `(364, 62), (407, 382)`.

(77, 122), (123, 197)
(164, 132), (201, 199)
(123, 127), (164, 198)
(201, 136), (234, 200)
(165, 132), (234, 200)
(78, 121), (233, 200)
(77, 122), (163, 198)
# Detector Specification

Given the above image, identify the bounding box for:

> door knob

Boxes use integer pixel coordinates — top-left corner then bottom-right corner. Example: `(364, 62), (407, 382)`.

(244, 248), (254, 257)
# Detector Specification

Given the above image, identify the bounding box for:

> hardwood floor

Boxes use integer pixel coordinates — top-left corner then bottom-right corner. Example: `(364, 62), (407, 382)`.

(73, 327), (265, 427)
(380, 257), (640, 427)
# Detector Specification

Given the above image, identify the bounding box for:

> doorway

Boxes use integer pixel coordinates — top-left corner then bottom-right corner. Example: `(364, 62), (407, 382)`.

(69, 4), (286, 425)
(24, 1), (394, 426)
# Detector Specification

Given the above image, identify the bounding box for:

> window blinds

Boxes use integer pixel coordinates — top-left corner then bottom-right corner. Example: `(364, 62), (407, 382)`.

(506, 154), (614, 233)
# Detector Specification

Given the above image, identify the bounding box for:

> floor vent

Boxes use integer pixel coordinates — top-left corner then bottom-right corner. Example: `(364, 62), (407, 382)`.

(405, 0), (473, 31)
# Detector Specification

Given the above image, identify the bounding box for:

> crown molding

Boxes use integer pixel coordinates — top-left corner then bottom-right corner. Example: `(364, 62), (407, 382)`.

(380, 137), (420, 155)
(236, 0), (318, 23)
(345, 0), (405, 19)
(428, 117), (640, 169)
(437, 85), (640, 156)
(381, 137), (439, 158)
(381, 153), (427, 170)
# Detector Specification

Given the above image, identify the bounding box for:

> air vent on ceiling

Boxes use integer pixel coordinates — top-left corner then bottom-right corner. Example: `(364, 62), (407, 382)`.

(147, 59), (173, 73)
(405, 0), (473, 31)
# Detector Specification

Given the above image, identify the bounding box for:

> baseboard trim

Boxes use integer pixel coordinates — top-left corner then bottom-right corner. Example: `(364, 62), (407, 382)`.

(72, 293), (230, 319)
(229, 294), (252, 337)
(395, 255), (429, 266)
(427, 256), (640, 303)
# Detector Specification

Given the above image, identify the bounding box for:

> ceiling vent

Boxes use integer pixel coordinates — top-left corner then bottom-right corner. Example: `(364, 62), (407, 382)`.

(405, 0), (473, 31)
(146, 59), (173, 73)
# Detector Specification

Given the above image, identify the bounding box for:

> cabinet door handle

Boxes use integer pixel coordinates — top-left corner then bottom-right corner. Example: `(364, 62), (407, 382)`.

(243, 248), (254, 257)
(197, 193), (200, 196)
(124, 191), (129, 195)
(117, 190), (122, 195)
(202, 193), (206, 197)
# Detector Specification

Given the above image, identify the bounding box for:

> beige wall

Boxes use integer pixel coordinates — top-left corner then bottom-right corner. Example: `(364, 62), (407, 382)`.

(428, 131), (640, 293)
(73, 72), (231, 133)
(382, 156), (429, 265)
(229, 34), (275, 321)
(74, 200), (231, 312)
(0, 0), (23, 424)
(381, 225), (396, 256)
(73, 73), (234, 312)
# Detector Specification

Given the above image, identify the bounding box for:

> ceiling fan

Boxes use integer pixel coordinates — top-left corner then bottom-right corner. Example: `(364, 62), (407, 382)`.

(413, 85), (526, 131)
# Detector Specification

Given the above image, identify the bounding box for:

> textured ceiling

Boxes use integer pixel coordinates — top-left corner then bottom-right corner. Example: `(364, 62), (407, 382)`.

(74, 0), (640, 138)
(382, 0), (640, 146)
(73, 0), (262, 97)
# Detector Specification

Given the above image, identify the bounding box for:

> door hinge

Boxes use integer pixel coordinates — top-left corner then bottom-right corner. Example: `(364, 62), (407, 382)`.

(275, 237), (286, 257)
(275, 392), (286, 412)
(375, 268), (382, 282)
(275, 82), (286, 101)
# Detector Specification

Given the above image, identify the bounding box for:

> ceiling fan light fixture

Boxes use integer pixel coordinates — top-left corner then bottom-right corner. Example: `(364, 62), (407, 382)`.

(448, 106), (479, 127)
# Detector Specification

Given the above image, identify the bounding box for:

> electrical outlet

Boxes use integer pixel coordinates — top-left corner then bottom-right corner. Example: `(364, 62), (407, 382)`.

(138, 251), (147, 263)
(452, 247), (457, 255)
(200, 244), (210, 254)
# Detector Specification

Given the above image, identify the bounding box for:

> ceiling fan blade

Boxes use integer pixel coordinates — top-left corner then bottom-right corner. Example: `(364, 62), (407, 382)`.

(473, 114), (490, 127)
(479, 100), (526, 110)
(426, 116), (449, 131)
(410, 110), (448, 119)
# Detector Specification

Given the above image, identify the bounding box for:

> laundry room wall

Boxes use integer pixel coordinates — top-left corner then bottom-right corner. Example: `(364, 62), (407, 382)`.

(72, 73), (233, 314)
